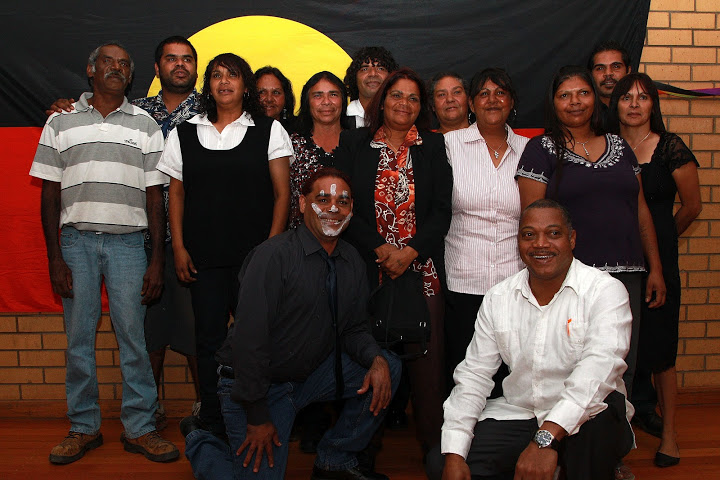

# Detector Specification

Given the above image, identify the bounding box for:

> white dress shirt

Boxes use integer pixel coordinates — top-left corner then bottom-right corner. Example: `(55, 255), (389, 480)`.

(346, 99), (366, 128)
(157, 111), (293, 181)
(444, 124), (529, 295)
(442, 258), (633, 459)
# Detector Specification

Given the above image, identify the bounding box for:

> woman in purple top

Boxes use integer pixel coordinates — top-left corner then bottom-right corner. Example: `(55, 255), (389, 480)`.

(515, 66), (665, 414)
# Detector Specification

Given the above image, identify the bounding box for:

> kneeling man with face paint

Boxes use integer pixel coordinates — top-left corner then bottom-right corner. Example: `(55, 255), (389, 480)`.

(182, 168), (401, 480)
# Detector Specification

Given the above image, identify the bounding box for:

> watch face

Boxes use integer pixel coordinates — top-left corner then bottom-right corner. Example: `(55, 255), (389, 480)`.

(534, 430), (553, 448)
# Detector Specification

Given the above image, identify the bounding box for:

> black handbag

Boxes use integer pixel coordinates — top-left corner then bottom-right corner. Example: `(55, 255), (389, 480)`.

(367, 269), (431, 355)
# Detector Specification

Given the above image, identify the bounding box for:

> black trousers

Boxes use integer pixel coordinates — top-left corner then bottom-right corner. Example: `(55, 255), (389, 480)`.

(427, 391), (634, 480)
(189, 266), (240, 432)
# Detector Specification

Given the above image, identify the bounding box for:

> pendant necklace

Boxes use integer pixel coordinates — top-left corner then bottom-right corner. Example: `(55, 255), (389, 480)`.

(576, 139), (591, 157)
(631, 131), (652, 151)
(488, 132), (508, 159)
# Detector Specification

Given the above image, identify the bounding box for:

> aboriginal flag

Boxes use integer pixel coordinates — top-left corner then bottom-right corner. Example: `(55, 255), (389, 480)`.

(0, 0), (650, 311)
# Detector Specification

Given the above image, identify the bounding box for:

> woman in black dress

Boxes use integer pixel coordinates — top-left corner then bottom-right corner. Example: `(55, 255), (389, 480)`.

(609, 73), (701, 468)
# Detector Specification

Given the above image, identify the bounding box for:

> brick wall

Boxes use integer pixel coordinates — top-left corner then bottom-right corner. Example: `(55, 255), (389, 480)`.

(1, 0), (719, 414)
(638, 0), (720, 389)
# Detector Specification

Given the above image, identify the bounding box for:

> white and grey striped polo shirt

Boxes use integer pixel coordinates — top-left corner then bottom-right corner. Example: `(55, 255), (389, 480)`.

(29, 92), (167, 234)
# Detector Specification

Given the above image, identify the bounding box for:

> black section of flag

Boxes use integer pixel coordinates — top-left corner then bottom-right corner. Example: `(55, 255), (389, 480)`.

(0, 1), (649, 128)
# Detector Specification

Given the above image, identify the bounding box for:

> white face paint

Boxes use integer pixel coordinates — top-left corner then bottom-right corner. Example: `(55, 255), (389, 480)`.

(330, 183), (337, 196)
(311, 202), (352, 237)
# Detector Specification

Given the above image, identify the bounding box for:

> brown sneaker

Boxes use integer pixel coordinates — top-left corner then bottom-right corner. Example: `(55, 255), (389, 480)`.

(120, 430), (179, 462)
(49, 431), (103, 464)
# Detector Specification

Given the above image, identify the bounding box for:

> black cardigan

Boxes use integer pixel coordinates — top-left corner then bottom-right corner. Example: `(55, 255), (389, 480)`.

(334, 127), (453, 289)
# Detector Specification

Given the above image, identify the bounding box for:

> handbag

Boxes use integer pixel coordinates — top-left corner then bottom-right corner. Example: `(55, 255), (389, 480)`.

(367, 269), (431, 355)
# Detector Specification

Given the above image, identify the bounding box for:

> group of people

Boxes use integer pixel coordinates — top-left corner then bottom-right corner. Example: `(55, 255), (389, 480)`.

(31, 35), (701, 480)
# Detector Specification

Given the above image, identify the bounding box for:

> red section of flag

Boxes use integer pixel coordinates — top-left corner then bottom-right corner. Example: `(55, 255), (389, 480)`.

(0, 127), (108, 312)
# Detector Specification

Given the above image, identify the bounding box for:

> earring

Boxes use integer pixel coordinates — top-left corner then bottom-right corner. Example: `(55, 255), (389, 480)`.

(282, 108), (287, 120)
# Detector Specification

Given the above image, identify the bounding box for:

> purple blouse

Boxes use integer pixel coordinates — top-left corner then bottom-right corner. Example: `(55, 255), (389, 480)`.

(516, 133), (644, 272)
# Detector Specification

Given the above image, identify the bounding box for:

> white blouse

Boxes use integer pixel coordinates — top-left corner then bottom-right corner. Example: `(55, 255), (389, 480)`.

(443, 124), (529, 295)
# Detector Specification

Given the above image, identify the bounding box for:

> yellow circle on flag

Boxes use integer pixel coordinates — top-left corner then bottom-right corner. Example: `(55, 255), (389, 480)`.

(146, 15), (352, 114)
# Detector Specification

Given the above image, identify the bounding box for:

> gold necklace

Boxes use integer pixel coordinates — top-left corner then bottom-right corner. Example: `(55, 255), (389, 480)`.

(631, 131), (652, 151)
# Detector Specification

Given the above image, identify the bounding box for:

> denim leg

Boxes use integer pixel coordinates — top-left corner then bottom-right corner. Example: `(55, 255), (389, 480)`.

(60, 227), (103, 435)
(102, 231), (156, 437)
(185, 428), (234, 480)
(218, 376), (296, 480)
(294, 351), (401, 470)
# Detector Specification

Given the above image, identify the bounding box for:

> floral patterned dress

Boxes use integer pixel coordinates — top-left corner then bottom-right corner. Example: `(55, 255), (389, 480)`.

(372, 125), (440, 297)
(289, 132), (335, 229)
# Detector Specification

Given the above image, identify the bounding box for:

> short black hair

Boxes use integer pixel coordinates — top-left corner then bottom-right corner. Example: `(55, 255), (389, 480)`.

(587, 40), (631, 71)
(469, 68), (519, 124)
(154, 36), (197, 65)
(344, 47), (398, 100)
(522, 199), (573, 233)
(301, 167), (353, 197)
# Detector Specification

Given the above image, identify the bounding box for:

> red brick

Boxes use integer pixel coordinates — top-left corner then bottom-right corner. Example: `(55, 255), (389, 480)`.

(0, 351), (18, 366)
(0, 334), (42, 350)
(641, 46), (671, 63)
(97, 367), (122, 383)
(671, 12), (717, 28)
(162, 383), (196, 400)
(691, 100), (720, 116)
(648, 29), (693, 46)
(21, 384), (66, 399)
(695, 30), (720, 46)
(679, 271), (688, 288)
(96, 333), (118, 349)
(18, 350), (65, 367)
(685, 339), (720, 354)
(709, 288), (720, 303)
(647, 11), (670, 28)
(682, 220), (708, 236)
(687, 238), (720, 253)
(164, 350), (188, 366)
(98, 315), (113, 332)
(681, 287), (708, 304)
(683, 371), (720, 388)
(649, 0), (695, 12)
(98, 384), (115, 400)
(0, 385), (20, 400)
(679, 255), (709, 271)
(668, 117), (714, 134)
(695, 151), (712, 168)
(42, 333), (67, 349)
(0, 317), (16, 332)
(693, 135), (720, 151)
(644, 63), (691, 81)
(96, 350), (114, 366)
(710, 220), (720, 235)
(696, 0), (720, 13)
(693, 65), (720, 82)
(679, 321), (706, 337)
(44, 367), (66, 384)
(707, 355), (720, 370)
(708, 321), (720, 337)
(163, 366), (188, 383)
(660, 99), (689, 116)
(687, 305), (720, 322)
(17, 315), (64, 332)
(0, 368), (43, 384)
(676, 355), (705, 371)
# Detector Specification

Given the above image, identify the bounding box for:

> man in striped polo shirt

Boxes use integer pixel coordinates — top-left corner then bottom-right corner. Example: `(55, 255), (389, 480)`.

(30, 41), (179, 465)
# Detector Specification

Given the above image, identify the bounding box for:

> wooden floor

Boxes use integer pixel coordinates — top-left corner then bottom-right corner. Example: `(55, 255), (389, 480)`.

(1, 405), (719, 479)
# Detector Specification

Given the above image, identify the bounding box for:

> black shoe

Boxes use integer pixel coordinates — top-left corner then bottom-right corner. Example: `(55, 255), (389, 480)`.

(179, 415), (207, 438)
(311, 465), (389, 480)
(654, 451), (680, 468)
(632, 412), (663, 438)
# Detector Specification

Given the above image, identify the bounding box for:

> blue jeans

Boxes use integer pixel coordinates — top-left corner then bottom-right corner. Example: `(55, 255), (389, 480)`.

(60, 226), (157, 438)
(185, 350), (402, 480)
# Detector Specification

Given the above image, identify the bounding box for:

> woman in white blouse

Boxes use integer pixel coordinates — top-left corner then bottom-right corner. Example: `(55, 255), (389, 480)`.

(156, 53), (291, 434)
(443, 68), (528, 393)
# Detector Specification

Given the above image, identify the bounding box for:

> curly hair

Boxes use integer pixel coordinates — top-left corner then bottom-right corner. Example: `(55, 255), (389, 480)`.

(199, 53), (264, 123)
(343, 47), (398, 100)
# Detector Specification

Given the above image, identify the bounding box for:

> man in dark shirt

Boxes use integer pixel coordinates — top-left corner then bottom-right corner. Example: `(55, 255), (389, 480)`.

(586, 40), (632, 130)
(182, 168), (401, 480)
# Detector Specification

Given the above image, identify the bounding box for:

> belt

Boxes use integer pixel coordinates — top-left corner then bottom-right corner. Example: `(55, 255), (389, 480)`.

(217, 365), (234, 379)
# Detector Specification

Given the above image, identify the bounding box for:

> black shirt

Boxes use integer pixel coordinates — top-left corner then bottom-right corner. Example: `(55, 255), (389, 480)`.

(216, 224), (382, 425)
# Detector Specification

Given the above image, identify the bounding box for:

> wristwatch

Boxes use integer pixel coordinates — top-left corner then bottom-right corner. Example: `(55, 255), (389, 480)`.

(533, 429), (560, 450)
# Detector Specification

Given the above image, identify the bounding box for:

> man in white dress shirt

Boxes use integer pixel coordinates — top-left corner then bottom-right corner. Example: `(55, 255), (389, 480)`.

(429, 199), (634, 480)
(343, 47), (398, 128)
